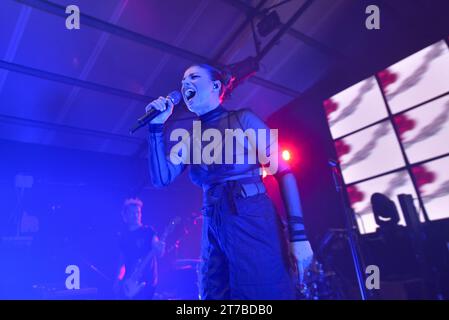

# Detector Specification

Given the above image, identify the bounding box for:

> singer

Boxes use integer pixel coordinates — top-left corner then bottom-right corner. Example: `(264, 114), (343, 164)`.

(146, 64), (313, 300)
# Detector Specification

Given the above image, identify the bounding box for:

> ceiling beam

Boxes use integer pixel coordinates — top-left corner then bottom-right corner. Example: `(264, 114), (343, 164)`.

(0, 59), (156, 101)
(212, 0), (268, 61)
(0, 113), (144, 144)
(15, 0), (301, 97)
(257, 0), (314, 60)
(221, 0), (345, 59)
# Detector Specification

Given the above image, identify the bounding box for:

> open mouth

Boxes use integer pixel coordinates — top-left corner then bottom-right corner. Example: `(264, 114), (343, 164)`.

(184, 88), (196, 102)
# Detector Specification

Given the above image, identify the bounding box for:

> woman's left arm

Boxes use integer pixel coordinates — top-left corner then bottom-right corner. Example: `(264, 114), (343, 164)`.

(239, 109), (314, 280)
(277, 171), (314, 282)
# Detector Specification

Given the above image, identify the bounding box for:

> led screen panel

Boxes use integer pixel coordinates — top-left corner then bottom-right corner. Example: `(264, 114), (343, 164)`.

(412, 156), (449, 221)
(325, 76), (388, 139)
(396, 95), (449, 164)
(380, 40), (449, 114)
(336, 120), (405, 184)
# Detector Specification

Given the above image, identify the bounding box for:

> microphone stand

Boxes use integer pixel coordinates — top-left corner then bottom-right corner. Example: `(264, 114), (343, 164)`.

(329, 159), (370, 300)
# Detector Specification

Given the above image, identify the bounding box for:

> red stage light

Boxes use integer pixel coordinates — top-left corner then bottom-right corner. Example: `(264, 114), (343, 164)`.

(282, 150), (291, 161)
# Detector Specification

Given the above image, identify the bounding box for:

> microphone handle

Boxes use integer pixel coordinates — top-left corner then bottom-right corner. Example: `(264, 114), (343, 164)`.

(129, 109), (160, 134)
(129, 99), (172, 134)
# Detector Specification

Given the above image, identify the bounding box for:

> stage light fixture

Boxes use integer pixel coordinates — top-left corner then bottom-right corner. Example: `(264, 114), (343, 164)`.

(257, 11), (281, 37)
(227, 56), (260, 86)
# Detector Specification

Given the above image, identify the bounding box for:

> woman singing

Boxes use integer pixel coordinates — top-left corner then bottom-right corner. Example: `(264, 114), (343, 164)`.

(146, 64), (313, 300)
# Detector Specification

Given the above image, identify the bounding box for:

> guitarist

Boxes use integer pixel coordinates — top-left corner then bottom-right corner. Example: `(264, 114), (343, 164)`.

(114, 197), (165, 300)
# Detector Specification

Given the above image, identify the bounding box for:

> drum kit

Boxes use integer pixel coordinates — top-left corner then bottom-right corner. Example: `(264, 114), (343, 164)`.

(155, 213), (202, 300)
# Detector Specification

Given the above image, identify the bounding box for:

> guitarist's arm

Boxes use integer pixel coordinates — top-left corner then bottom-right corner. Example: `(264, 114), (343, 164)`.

(152, 234), (166, 258)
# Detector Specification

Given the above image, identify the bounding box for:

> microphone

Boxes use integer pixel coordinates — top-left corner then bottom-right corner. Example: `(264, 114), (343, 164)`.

(129, 91), (182, 134)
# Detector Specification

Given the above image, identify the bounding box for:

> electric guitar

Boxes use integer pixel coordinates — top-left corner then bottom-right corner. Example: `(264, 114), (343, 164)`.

(122, 217), (181, 299)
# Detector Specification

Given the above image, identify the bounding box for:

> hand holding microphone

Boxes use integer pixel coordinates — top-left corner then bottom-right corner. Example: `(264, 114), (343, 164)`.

(146, 96), (175, 125)
(129, 91), (181, 134)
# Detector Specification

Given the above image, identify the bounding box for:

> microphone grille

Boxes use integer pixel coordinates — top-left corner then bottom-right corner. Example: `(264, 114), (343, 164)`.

(168, 91), (182, 105)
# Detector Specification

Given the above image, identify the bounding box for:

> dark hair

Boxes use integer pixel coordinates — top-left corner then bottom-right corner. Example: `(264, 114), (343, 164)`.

(191, 64), (236, 102)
